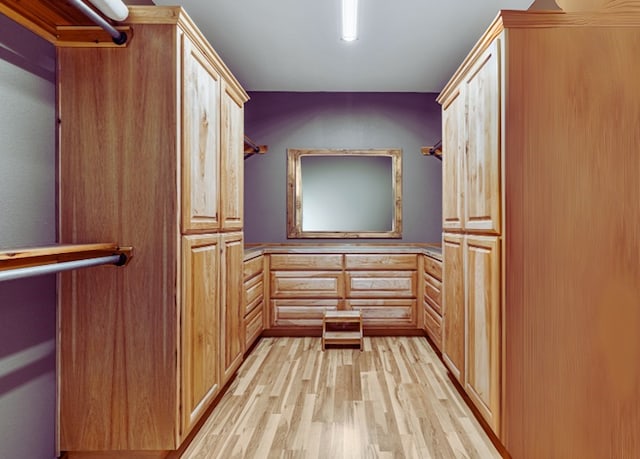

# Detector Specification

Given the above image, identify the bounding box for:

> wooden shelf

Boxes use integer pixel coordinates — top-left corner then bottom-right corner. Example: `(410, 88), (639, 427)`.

(0, 243), (133, 272)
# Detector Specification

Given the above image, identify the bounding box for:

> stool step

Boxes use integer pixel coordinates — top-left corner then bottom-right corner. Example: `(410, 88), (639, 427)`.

(322, 310), (363, 351)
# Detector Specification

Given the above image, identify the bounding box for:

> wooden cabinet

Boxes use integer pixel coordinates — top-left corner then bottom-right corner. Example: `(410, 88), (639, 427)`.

(243, 255), (264, 351)
(269, 254), (344, 327)
(422, 254), (443, 351)
(345, 253), (418, 328)
(442, 88), (465, 231)
(57, 7), (248, 457)
(267, 252), (419, 330)
(465, 235), (500, 433)
(220, 233), (244, 384)
(442, 234), (465, 383)
(463, 40), (501, 235)
(440, 31), (503, 437)
(220, 81), (244, 231)
(439, 10), (640, 457)
(181, 235), (221, 435)
(182, 37), (221, 233)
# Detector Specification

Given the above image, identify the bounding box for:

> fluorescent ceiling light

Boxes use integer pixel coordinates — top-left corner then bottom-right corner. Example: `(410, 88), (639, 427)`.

(341, 0), (358, 42)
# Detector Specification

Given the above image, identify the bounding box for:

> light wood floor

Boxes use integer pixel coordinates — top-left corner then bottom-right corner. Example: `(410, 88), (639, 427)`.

(181, 337), (501, 459)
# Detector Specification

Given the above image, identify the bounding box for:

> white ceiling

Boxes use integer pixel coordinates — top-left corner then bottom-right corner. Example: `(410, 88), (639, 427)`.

(153, 0), (534, 92)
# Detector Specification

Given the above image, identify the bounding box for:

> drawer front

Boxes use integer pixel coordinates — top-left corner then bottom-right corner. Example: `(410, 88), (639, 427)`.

(270, 271), (344, 298)
(423, 272), (442, 316)
(244, 305), (263, 350)
(271, 299), (340, 327)
(345, 253), (417, 270)
(423, 305), (442, 351)
(244, 275), (263, 315)
(347, 299), (416, 327)
(423, 255), (442, 281)
(269, 253), (343, 270)
(243, 255), (263, 280)
(346, 271), (416, 298)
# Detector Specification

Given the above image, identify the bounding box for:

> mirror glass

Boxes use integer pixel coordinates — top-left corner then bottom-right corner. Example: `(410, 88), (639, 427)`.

(287, 148), (402, 238)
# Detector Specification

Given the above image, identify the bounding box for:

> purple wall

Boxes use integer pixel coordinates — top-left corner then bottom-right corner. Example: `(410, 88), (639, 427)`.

(243, 91), (443, 243)
(0, 15), (57, 459)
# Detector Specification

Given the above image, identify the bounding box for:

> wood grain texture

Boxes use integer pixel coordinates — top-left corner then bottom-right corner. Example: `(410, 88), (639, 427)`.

(181, 235), (221, 437)
(442, 234), (465, 384)
(179, 337), (500, 459)
(220, 81), (244, 231)
(58, 24), (180, 451)
(442, 89), (465, 231)
(464, 38), (501, 235)
(441, 8), (640, 457)
(465, 235), (501, 433)
(221, 233), (245, 384)
(57, 11), (247, 455)
(502, 23), (640, 458)
(181, 36), (221, 233)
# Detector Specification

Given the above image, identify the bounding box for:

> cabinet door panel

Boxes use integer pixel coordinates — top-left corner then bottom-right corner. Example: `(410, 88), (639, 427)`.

(443, 233), (465, 383)
(344, 253), (417, 270)
(220, 82), (244, 230)
(221, 233), (244, 383)
(182, 38), (221, 233)
(270, 271), (344, 298)
(271, 299), (340, 327)
(181, 234), (220, 436)
(347, 299), (416, 327)
(424, 305), (443, 352)
(270, 253), (343, 270)
(424, 272), (442, 316)
(442, 89), (465, 231)
(346, 271), (416, 298)
(465, 39), (501, 234)
(465, 235), (501, 433)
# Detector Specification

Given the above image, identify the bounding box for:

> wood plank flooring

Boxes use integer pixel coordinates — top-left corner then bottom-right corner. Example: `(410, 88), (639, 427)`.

(181, 337), (500, 459)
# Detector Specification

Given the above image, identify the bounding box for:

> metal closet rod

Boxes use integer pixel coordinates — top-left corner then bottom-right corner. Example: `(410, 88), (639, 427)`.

(0, 254), (127, 283)
(67, 0), (128, 45)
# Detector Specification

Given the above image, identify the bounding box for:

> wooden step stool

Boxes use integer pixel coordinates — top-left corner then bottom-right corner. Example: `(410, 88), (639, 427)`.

(322, 310), (363, 351)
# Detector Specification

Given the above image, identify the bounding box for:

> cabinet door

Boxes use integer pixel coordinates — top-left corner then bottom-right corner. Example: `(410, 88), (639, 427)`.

(181, 234), (220, 436)
(220, 82), (244, 231)
(442, 233), (465, 383)
(464, 39), (501, 234)
(221, 232), (244, 384)
(465, 235), (501, 433)
(442, 88), (465, 231)
(182, 37), (221, 233)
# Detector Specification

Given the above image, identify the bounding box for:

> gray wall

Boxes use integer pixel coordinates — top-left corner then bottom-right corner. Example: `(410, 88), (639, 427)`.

(0, 15), (57, 459)
(243, 91), (442, 244)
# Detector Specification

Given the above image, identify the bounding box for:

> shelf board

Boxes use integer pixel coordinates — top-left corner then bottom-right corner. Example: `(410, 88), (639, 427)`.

(0, 243), (133, 271)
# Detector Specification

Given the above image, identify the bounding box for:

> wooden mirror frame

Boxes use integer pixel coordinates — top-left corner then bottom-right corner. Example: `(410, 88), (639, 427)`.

(287, 148), (403, 239)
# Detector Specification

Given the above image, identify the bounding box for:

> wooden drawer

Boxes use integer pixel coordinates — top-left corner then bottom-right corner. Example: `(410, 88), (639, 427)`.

(244, 304), (263, 350)
(269, 253), (343, 270)
(346, 271), (416, 298)
(271, 299), (340, 327)
(423, 305), (442, 352)
(345, 253), (417, 270)
(423, 272), (442, 316)
(244, 274), (263, 315)
(423, 255), (442, 281)
(347, 299), (416, 327)
(270, 271), (344, 298)
(243, 255), (263, 280)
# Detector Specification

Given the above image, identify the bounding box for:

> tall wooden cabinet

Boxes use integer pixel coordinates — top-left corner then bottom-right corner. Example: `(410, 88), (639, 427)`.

(438, 8), (640, 458)
(440, 36), (502, 434)
(57, 7), (248, 458)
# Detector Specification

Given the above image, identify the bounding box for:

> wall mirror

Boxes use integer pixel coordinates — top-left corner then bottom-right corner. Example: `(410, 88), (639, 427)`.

(287, 148), (402, 238)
